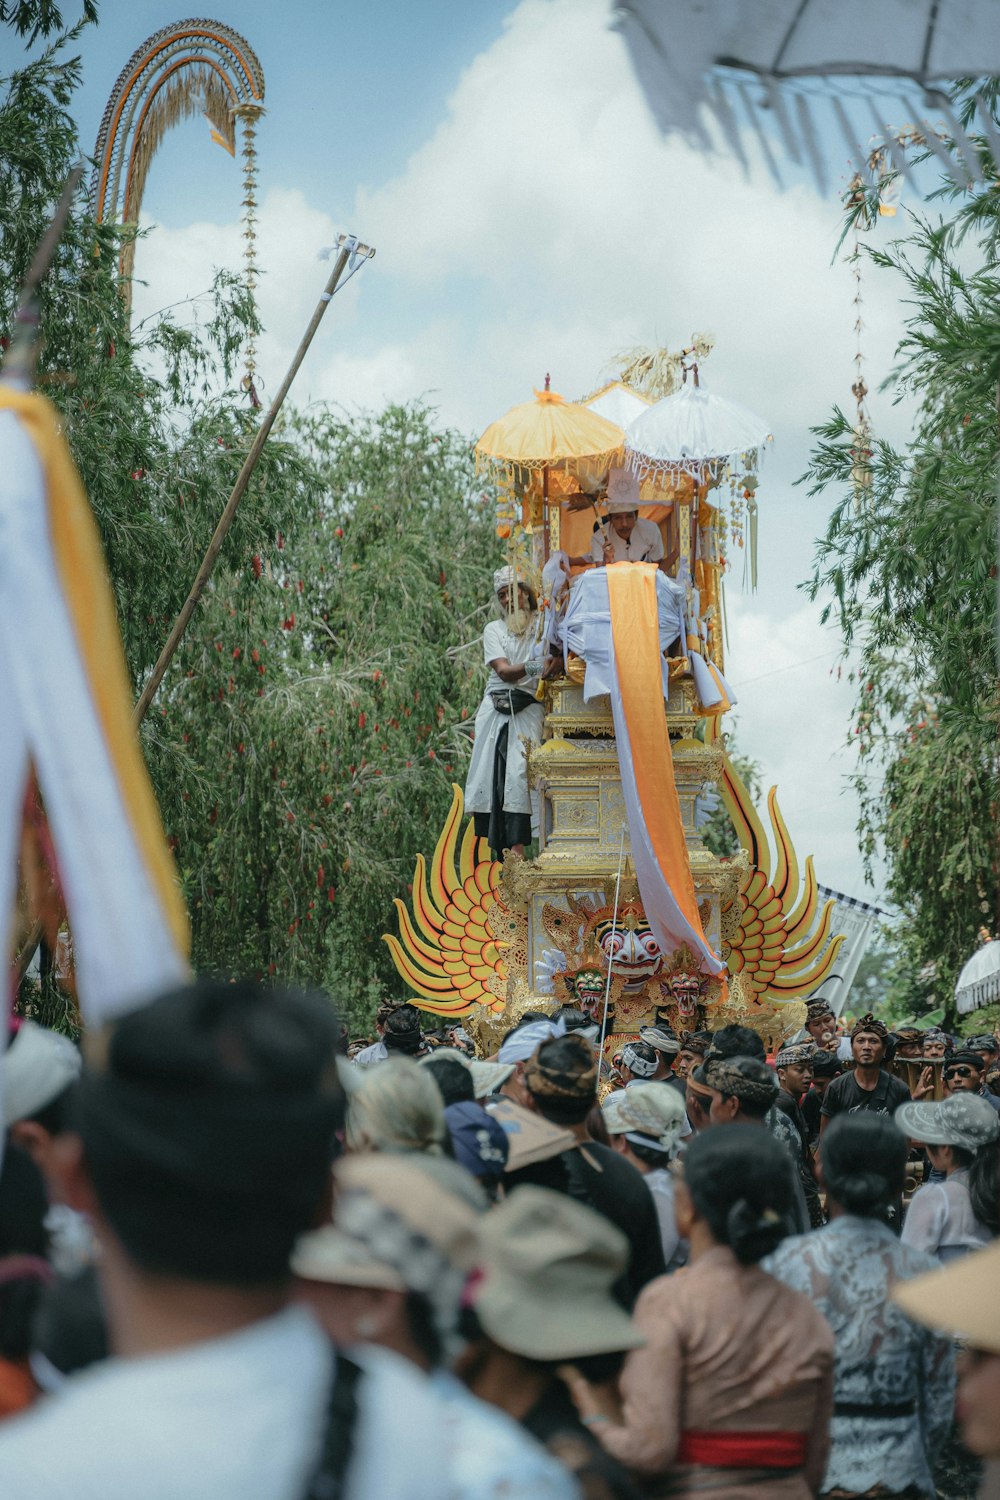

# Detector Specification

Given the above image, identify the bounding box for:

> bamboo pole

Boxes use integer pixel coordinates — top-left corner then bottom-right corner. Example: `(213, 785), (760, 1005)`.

(133, 238), (372, 725)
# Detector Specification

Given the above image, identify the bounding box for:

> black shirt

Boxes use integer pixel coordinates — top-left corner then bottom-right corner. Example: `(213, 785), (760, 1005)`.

(820, 1068), (910, 1121)
(506, 1141), (667, 1303)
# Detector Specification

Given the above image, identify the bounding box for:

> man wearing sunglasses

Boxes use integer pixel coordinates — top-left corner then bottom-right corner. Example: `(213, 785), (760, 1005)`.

(943, 1050), (1000, 1114)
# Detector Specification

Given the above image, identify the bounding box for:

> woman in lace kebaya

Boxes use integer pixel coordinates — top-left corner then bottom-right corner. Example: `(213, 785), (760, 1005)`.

(767, 1115), (956, 1500)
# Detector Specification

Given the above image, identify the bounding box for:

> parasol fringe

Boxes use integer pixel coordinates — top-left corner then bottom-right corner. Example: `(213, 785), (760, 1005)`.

(474, 446), (624, 485)
(625, 443), (768, 486)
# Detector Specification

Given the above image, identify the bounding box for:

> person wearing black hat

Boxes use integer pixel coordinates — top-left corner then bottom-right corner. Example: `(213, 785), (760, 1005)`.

(942, 1051), (1000, 1114)
(512, 1034), (666, 1302)
(799, 1048), (840, 1149)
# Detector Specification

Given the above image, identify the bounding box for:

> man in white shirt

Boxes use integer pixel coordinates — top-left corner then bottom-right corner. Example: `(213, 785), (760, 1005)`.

(589, 502), (664, 566)
(567, 468), (673, 573)
(0, 978), (455, 1500)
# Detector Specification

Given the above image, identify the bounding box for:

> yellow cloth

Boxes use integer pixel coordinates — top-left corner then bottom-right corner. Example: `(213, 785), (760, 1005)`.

(0, 386), (189, 958)
(606, 564), (712, 958)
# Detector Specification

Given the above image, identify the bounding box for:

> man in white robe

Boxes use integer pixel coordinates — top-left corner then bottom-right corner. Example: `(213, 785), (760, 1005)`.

(464, 569), (549, 859)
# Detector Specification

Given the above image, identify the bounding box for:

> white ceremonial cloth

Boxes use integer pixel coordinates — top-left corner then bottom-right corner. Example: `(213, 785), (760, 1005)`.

(0, 1307), (448, 1500)
(589, 516), (663, 565)
(562, 568), (685, 701)
(0, 410), (187, 1026)
(464, 618), (544, 829)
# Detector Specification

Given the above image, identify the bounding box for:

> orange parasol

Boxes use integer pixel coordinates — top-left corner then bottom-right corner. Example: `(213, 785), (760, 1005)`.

(475, 379), (624, 490)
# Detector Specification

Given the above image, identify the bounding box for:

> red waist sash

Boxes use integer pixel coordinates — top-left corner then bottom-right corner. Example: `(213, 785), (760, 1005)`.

(677, 1430), (808, 1470)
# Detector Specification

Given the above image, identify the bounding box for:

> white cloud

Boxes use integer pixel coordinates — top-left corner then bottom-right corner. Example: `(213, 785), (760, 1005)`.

(127, 0), (915, 899)
(724, 593), (884, 901)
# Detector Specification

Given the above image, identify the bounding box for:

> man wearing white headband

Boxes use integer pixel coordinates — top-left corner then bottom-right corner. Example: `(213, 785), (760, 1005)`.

(464, 570), (556, 860)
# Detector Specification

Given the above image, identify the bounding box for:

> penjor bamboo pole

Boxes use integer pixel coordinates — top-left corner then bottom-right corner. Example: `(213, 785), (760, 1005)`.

(132, 239), (367, 726)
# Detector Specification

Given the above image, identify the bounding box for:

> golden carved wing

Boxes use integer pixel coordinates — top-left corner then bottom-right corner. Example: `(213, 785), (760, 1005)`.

(382, 785), (509, 1016)
(710, 727), (845, 1002)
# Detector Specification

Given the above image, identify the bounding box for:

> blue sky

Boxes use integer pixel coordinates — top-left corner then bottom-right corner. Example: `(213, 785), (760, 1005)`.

(31, 0), (932, 904)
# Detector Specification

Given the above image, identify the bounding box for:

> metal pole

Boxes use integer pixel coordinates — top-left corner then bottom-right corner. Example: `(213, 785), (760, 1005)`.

(597, 824), (628, 1067)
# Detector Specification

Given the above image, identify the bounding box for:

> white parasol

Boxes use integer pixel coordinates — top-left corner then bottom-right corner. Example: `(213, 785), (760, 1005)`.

(955, 938), (1000, 1015)
(582, 380), (651, 430)
(612, 0), (1000, 192)
(624, 380), (772, 487)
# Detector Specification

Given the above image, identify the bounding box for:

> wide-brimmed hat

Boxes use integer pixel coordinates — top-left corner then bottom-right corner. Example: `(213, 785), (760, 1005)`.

(481, 1096), (575, 1171)
(894, 1092), (1000, 1152)
(292, 1224), (408, 1291)
(473, 1185), (645, 1360)
(893, 1240), (1000, 1355)
(3, 1022), (82, 1125)
(334, 1152), (484, 1269)
(602, 1081), (685, 1156)
(419, 1046), (513, 1099)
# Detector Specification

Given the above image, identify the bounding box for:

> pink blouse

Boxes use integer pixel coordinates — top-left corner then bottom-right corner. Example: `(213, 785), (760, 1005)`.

(599, 1246), (834, 1499)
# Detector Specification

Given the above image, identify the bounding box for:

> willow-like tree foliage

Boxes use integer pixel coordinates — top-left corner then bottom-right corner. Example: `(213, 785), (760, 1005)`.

(803, 83), (1000, 1018)
(3, 9), (497, 1033)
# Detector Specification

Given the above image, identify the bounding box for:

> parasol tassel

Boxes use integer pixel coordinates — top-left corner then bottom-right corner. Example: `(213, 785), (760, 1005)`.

(747, 493), (758, 592)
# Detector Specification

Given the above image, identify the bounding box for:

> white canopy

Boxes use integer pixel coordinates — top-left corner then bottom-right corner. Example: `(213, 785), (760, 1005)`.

(583, 380), (651, 431)
(624, 381), (772, 484)
(955, 939), (1000, 1015)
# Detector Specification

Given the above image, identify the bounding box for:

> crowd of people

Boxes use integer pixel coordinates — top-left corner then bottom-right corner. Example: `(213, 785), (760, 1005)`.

(0, 981), (998, 1498)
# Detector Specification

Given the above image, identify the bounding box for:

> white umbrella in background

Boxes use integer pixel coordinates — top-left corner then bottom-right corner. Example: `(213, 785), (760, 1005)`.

(956, 937), (1000, 1015)
(612, 0), (1000, 191)
(582, 379), (651, 429)
(624, 379), (772, 488)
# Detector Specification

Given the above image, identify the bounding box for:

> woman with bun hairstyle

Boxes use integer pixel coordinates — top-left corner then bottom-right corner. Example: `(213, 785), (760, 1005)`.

(563, 1124), (834, 1499)
(767, 1114), (956, 1499)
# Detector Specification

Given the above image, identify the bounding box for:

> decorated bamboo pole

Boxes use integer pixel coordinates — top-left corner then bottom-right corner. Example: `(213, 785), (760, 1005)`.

(132, 237), (373, 725)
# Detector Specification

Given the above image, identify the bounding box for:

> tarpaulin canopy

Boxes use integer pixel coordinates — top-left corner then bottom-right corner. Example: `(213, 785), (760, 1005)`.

(613, 0), (1000, 191)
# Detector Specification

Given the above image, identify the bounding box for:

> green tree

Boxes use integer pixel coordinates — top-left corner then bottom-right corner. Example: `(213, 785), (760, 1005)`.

(2, 10), (498, 1035)
(803, 85), (1000, 1022)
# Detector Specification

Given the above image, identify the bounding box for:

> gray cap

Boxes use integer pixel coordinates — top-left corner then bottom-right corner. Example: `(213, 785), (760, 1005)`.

(894, 1091), (1000, 1152)
(3, 1022), (81, 1125)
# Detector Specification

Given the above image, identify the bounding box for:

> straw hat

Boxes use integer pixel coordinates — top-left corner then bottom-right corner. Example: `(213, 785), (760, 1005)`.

(893, 1239), (1000, 1354)
(473, 1186), (645, 1360)
(894, 1092), (1000, 1152)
